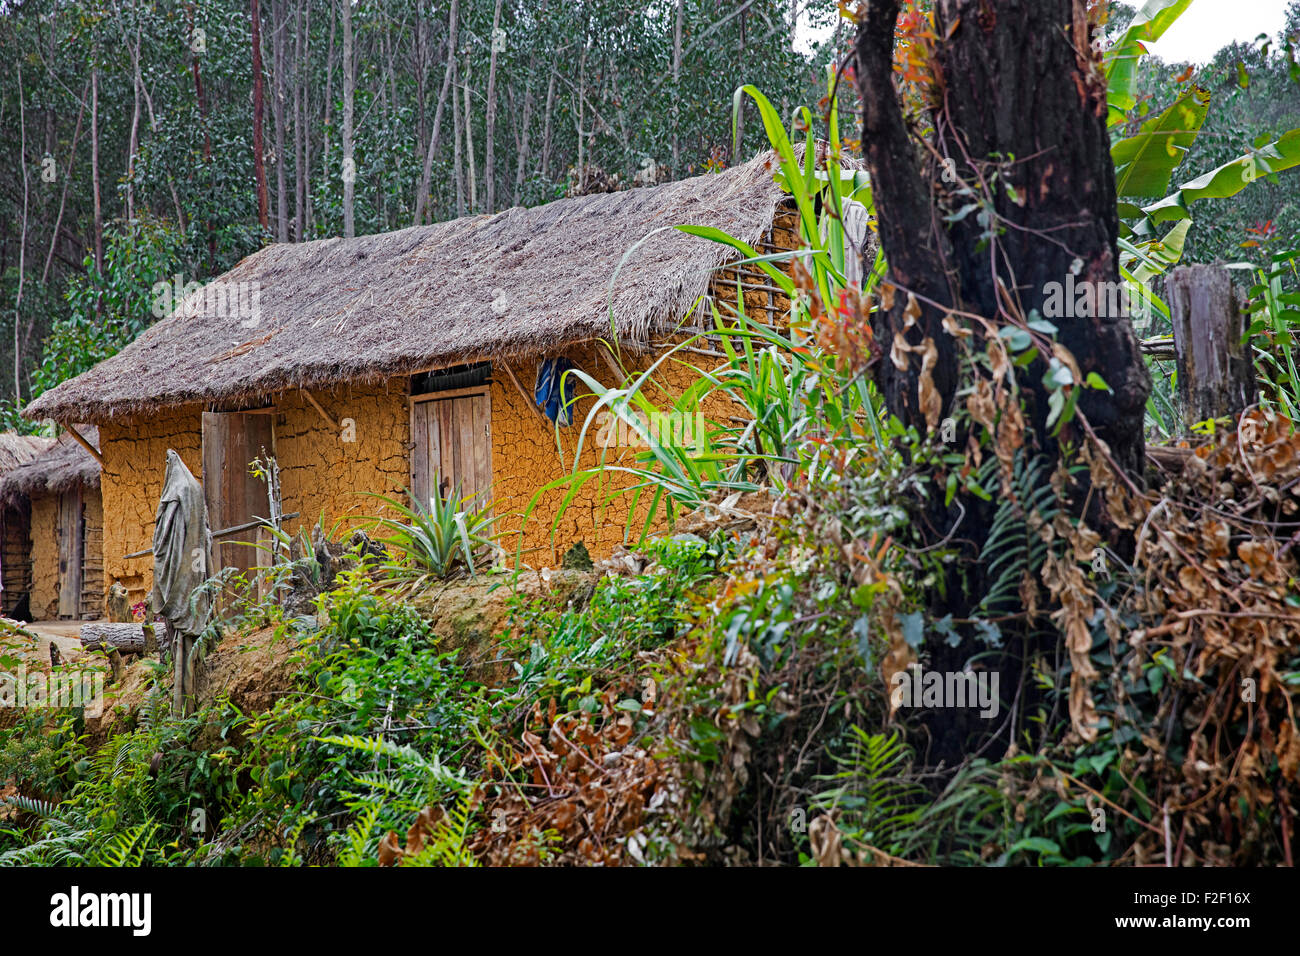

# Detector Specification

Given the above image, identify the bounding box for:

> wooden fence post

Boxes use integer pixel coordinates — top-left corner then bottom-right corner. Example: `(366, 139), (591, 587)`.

(1165, 263), (1256, 431)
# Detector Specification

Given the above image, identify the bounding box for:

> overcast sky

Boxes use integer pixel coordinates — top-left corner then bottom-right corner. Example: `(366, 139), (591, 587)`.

(1138, 0), (1294, 63)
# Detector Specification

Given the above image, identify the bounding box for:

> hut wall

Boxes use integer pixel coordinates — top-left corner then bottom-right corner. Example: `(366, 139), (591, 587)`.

(28, 494), (60, 619)
(273, 382), (410, 535)
(99, 406), (204, 608)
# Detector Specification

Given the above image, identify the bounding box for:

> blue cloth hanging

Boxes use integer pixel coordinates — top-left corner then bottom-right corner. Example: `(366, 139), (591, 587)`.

(534, 357), (577, 425)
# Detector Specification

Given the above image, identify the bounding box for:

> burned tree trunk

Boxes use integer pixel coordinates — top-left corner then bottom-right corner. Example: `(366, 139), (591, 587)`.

(853, 0), (1152, 761)
(856, 0), (1149, 474)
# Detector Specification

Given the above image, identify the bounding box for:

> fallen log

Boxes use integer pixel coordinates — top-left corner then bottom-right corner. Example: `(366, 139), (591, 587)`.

(80, 622), (156, 656)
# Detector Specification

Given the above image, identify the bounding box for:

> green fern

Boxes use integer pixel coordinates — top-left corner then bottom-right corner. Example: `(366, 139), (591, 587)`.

(810, 728), (923, 857)
(977, 450), (1060, 615)
(336, 799), (385, 868)
(401, 791), (479, 868)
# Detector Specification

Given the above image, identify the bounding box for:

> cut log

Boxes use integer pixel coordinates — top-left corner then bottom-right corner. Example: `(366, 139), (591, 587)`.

(1166, 264), (1256, 431)
(80, 622), (154, 655)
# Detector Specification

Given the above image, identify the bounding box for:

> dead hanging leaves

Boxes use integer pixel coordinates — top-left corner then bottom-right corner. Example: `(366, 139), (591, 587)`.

(885, 290), (944, 432)
(1076, 408), (1300, 863)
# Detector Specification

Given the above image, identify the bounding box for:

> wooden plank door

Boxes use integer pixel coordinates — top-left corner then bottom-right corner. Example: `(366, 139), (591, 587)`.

(410, 389), (492, 512)
(56, 489), (83, 619)
(202, 411), (276, 585)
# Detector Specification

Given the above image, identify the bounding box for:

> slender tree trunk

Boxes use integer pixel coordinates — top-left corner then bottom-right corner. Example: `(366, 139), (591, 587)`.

(513, 67), (535, 207)
(15, 65), (29, 403)
(575, 43), (587, 191)
(126, 25), (142, 221)
(273, 0), (288, 242)
(463, 57), (476, 213)
(341, 0), (355, 237)
(452, 57), (465, 217)
(42, 81), (87, 284)
(484, 0), (504, 213)
(414, 0), (459, 225)
(733, 6), (745, 165)
(540, 69), (556, 181)
(294, 0), (305, 240)
(90, 64), (103, 276)
(673, 0), (683, 175)
(251, 0), (270, 231)
(187, 2), (215, 270)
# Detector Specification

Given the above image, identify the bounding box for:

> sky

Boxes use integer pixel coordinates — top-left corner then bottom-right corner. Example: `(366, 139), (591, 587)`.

(796, 1), (1295, 63)
(1138, 0), (1294, 63)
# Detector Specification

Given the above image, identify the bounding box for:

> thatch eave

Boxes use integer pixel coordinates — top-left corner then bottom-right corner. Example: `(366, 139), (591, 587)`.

(0, 427), (100, 505)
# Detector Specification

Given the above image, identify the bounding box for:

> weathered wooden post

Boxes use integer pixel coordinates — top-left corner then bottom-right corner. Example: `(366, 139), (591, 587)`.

(1165, 264), (1256, 431)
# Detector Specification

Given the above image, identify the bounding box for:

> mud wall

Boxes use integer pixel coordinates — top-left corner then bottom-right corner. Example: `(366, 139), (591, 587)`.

(99, 406), (204, 608)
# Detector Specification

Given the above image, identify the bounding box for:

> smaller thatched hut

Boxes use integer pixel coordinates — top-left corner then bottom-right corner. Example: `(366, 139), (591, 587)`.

(0, 432), (57, 618)
(0, 428), (103, 621)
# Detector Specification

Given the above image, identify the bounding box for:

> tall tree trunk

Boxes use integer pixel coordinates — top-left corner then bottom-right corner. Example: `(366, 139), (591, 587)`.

(672, 0), (683, 175)
(294, 0), (305, 240)
(513, 66), (535, 207)
(251, 0), (270, 231)
(414, 0), (459, 225)
(540, 69), (556, 182)
(855, 0), (1148, 476)
(463, 57), (476, 213)
(733, 4), (745, 165)
(90, 63), (103, 276)
(15, 64), (29, 403)
(125, 25), (142, 221)
(187, 2), (216, 270)
(452, 58), (465, 217)
(42, 81), (87, 284)
(273, 0), (288, 242)
(484, 0), (504, 214)
(341, 0), (355, 238)
(852, 0), (1152, 761)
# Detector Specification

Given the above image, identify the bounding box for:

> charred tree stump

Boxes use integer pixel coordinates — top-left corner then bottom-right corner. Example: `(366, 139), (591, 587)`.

(1166, 264), (1256, 431)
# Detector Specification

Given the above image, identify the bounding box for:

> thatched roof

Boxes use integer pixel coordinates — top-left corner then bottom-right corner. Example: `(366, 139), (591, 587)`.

(0, 432), (54, 474)
(0, 427), (99, 504)
(26, 150), (797, 424)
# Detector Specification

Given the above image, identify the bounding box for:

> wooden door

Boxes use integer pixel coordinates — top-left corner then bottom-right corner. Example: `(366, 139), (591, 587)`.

(202, 410), (276, 583)
(410, 388), (492, 512)
(56, 489), (83, 619)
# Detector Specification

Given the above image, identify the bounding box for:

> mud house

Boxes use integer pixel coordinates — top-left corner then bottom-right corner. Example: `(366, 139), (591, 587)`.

(0, 428), (103, 621)
(24, 151), (805, 610)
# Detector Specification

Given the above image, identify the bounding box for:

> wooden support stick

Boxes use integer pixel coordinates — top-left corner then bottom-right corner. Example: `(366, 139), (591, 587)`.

(300, 389), (339, 430)
(499, 360), (548, 422)
(597, 342), (626, 385)
(123, 512), (300, 558)
(65, 424), (104, 468)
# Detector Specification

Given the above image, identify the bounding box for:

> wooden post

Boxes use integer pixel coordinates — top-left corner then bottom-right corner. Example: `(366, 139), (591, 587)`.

(1165, 264), (1256, 431)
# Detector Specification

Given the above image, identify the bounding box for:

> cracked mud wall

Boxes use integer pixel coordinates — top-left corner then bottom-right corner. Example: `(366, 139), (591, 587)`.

(100, 406), (204, 608)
